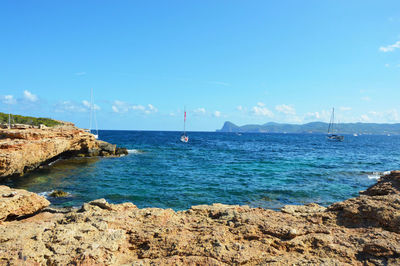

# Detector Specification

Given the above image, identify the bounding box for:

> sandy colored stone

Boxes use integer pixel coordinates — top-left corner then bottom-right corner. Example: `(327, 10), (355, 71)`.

(1, 172), (400, 265)
(0, 126), (126, 178)
(0, 185), (50, 221)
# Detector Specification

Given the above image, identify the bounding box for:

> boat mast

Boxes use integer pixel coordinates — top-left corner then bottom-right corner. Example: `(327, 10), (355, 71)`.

(183, 106), (186, 136)
(90, 88), (93, 133)
(328, 108), (335, 134)
(90, 88), (98, 136)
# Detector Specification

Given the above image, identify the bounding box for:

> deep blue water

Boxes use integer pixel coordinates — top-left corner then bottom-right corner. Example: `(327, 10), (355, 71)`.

(2, 131), (400, 210)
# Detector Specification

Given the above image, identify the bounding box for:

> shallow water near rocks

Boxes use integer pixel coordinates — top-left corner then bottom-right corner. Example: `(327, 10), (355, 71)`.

(2, 131), (400, 210)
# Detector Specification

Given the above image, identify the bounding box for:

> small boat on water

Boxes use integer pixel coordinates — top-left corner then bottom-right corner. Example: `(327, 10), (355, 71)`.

(89, 88), (99, 139)
(180, 107), (189, 143)
(327, 108), (344, 142)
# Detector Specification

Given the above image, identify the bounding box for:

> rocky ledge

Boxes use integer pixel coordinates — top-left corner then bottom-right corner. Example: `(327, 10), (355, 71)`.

(0, 171), (400, 265)
(0, 125), (127, 178)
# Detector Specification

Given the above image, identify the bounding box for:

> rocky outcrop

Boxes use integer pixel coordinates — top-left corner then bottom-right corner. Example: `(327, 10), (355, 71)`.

(0, 126), (128, 178)
(0, 171), (400, 264)
(0, 185), (49, 221)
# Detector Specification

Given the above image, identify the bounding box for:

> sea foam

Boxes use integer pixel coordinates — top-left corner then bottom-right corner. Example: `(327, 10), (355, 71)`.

(367, 171), (391, 180)
(127, 149), (144, 154)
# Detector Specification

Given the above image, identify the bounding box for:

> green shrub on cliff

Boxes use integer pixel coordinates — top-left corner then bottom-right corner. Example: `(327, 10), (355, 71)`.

(0, 112), (61, 127)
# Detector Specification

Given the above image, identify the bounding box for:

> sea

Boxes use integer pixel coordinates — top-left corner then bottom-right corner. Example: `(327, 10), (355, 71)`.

(2, 131), (400, 210)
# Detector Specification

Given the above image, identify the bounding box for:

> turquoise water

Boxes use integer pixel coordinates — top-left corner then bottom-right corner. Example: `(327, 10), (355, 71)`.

(2, 131), (400, 210)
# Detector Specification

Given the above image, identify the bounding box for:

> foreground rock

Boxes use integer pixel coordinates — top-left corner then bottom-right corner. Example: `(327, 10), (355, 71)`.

(0, 125), (128, 178)
(0, 171), (400, 265)
(0, 186), (49, 221)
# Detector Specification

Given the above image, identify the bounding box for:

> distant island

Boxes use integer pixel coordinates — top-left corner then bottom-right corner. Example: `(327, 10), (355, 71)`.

(217, 121), (400, 135)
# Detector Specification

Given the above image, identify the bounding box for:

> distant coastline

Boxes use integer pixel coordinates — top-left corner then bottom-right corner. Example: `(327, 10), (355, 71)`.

(217, 121), (400, 135)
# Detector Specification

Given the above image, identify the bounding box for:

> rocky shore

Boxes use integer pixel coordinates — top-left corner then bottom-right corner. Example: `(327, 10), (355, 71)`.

(0, 125), (127, 178)
(0, 171), (399, 265)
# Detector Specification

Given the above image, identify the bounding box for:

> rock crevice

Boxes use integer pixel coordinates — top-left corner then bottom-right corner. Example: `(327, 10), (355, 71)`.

(1, 171), (400, 265)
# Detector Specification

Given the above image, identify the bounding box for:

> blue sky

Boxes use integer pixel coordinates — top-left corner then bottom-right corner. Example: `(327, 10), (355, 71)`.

(1, 0), (400, 131)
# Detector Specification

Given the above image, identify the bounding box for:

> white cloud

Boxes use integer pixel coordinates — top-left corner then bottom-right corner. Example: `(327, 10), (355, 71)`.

(257, 102), (265, 107)
(379, 41), (400, 52)
(82, 100), (90, 108)
(360, 114), (370, 122)
(237, 105), (243, 111)
(385, 63), (390, 68)
(339, 106), (352, 111)
(2, 95), (16, 105)
(194, 107), (206, 115)
(367, 109), (400, 122)
(23, 90), (38, 102)
(144, 104), (158, 114)
(132, 105), (145, 111)
(112, 100), (157, 114)
(275, 104), (295, 115)
(213, 111), (221, 117)
(361, 96), (371, 102)
(112, 106), (119, 113)
(252, 104), (273, 117)
(305, 111), (321, 120)
(56, 101), (87, 113)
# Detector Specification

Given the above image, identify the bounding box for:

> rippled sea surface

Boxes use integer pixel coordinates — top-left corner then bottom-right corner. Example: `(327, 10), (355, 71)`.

(2, 131), (400, 210)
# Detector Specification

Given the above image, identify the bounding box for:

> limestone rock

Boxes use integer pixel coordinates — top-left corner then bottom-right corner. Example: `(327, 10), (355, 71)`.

(0, 126), (127, 178)
(1, 172), (400, 264)
(0, 185), (50, 221)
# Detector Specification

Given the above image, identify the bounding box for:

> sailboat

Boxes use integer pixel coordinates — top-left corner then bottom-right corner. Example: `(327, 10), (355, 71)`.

(327, 107), (344, 141)
(180, 107), (189, 143)
(89, 88), (99, 139)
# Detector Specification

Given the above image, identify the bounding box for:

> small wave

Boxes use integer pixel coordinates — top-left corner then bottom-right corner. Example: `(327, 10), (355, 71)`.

(367, 171), (391, 180)
(38, 191), (52, 197)
(127, 149), (144, 154)
(38, 190), (71, 198)
(48, 159), (60, 166)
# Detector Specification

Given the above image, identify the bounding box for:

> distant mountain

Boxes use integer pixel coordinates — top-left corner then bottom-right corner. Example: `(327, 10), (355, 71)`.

(217, 121), (400, 135)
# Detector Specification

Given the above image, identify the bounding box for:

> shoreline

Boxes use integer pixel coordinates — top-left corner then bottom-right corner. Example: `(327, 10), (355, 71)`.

(0, 171), (399, 264)
(0, 125), (127, 179)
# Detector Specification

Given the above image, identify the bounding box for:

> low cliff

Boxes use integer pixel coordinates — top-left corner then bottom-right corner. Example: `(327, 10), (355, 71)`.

(0, 171), (399, 265)
(0, 126), (127, 178)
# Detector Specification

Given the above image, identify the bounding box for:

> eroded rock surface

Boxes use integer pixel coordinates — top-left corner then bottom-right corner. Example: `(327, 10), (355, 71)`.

(0, 171), (400, 265)
(0, 125), (128, 178)
(0, 185), (49, 221)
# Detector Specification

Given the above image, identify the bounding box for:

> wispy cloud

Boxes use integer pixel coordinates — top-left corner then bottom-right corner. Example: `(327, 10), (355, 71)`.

(213, 111), (221, 117)
(111, 100), (157, 114)
(82, 100), (100, 110)
(361, 96), (371, 102)
(305, 111), (321, 120)
(379, 41), (400, 52)
(193, 107), (206, 115)
(360, 114), (370, 122)
(75, 72), (87, 76)
(252, 102), (273, 117)
(367, 109), (400, 122)
(2, 95), (16, 105)
(56, 101), (87, 113)
(23, 90), (38, 102)
(275, 104), (295, 115)
(339, 106), (352, 111)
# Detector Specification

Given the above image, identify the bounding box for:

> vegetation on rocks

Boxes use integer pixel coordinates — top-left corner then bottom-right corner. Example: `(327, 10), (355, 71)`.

(0, 112), (60, 127)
